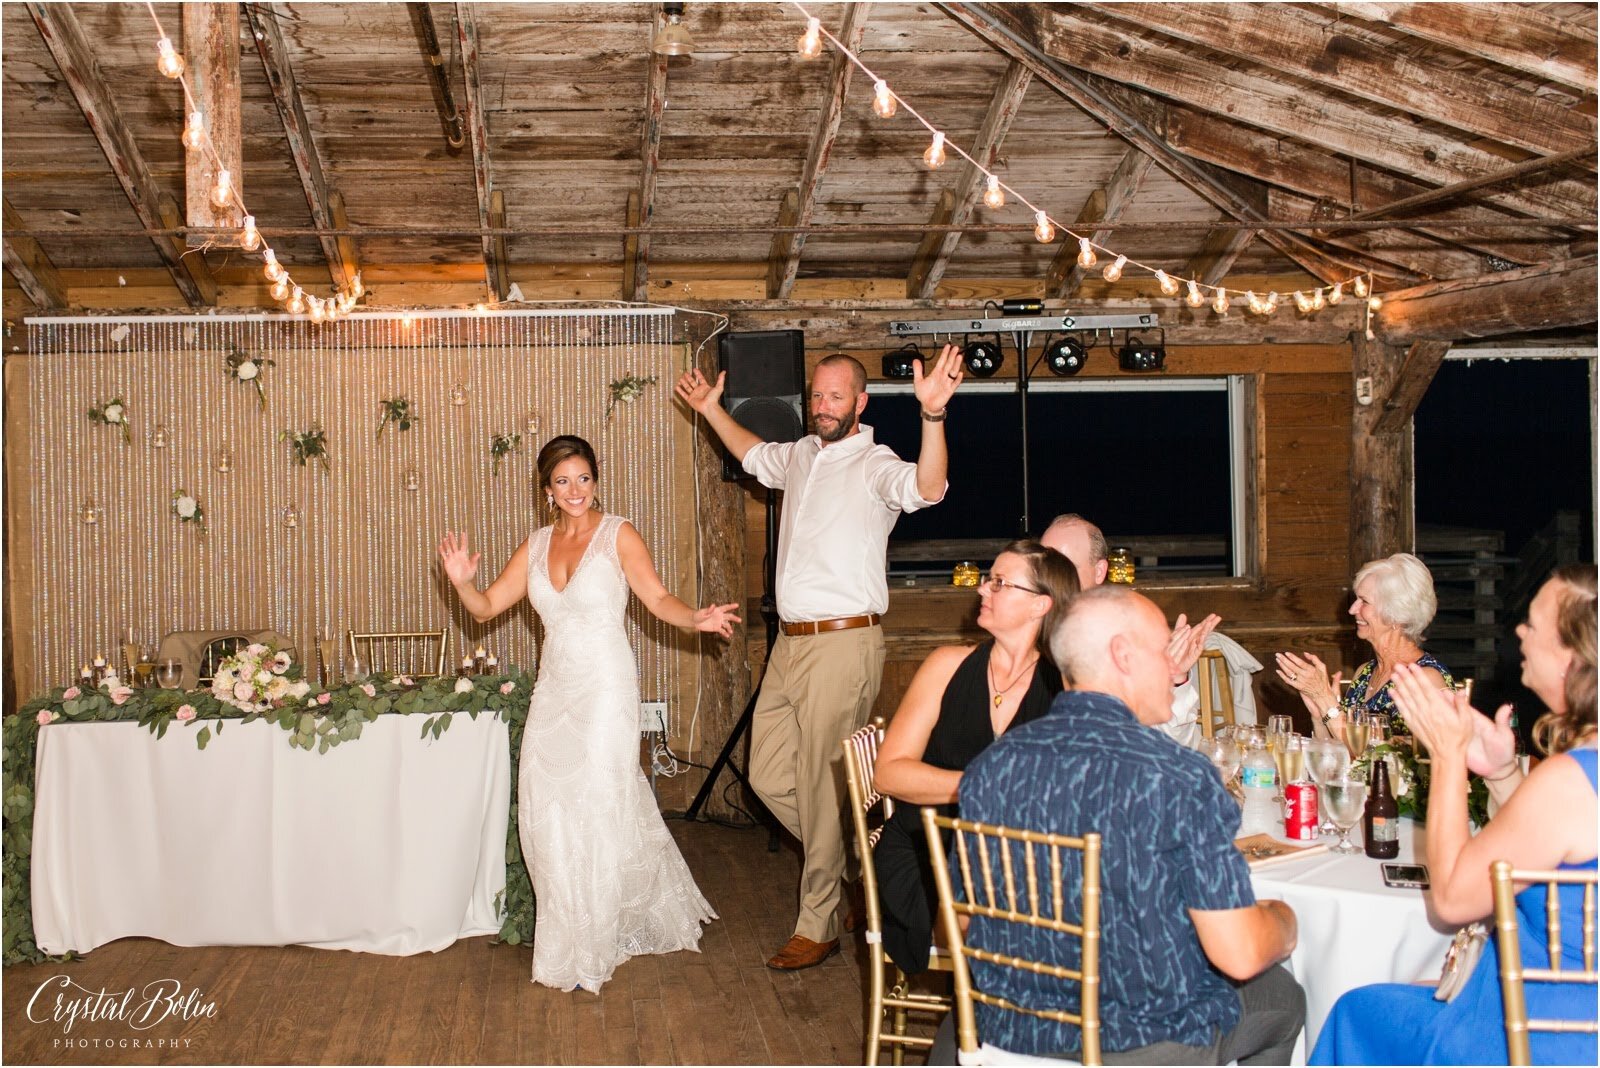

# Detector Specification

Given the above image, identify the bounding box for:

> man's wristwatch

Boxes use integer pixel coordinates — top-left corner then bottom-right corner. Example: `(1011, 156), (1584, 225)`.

(920, 408), (947, 422)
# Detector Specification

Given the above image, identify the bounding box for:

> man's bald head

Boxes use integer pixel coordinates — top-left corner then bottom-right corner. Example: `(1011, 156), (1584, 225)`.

(1049, 585), (1174, 725)
(1041, 514), (1109, 589)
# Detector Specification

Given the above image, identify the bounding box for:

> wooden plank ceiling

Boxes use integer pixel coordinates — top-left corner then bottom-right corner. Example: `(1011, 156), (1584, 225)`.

(2, 1), (1595, 315)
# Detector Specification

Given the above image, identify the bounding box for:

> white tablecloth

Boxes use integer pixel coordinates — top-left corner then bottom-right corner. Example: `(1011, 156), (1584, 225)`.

(1251, 821), (1457, 1058)
(31, 713), (510, 956)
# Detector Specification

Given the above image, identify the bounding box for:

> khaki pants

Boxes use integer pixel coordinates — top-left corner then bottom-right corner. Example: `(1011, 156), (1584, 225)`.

(749, 625), (886, 943)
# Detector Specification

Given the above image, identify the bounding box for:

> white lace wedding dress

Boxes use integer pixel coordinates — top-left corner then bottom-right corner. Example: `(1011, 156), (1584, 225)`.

(520, 512), (716, 992)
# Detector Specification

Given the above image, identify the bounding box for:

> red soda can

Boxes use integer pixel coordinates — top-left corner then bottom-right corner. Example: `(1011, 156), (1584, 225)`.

(1285, 782), (1319, 841)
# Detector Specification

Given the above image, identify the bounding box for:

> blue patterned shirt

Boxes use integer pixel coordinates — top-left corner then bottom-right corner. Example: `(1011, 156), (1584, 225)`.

(956, 690), (1256, 1055)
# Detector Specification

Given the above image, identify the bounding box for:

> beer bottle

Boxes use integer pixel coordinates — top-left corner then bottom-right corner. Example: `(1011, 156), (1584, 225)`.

(1363, 758), (1400, 859)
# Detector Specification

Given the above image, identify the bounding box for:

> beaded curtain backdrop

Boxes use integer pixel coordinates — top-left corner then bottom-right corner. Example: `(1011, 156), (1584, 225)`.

(9, 309), (696, 733)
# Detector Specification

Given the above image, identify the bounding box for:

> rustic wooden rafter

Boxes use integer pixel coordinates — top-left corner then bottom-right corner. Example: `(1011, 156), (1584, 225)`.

(1325, 1), (1597, 94)
(27, 1), (216, 307)
(1186, 226), (1261, 288)
(1372, 255), (1599, 344)
(1046, 147), (1152, 298)
(406, 2), (467, 152)
(456, 3), (506, 300)
(182, 4), (244, 247)
(907, 59), (1033, 298)
(1372, 340), (1451, 434)
(245, 2), (359, 289)
(943, 2), (1594, 225)
(767, 2), (870, 299)
(1085, 2), (1594, 156)
(627, 16), (670, 302)
(1268, 188), (1487, 282)
(2, 199), (66, 309)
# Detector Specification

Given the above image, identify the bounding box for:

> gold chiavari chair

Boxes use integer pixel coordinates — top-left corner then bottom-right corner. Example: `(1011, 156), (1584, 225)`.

(1196, 649), (1235, 740)
(841, 719), (954, 1066)
(346, 629), (449, 678)
(923, 808), (1102, 1066)
(1491, 860), (1599, 1066)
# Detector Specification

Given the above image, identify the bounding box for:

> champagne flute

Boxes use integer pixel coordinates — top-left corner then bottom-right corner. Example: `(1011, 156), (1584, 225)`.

(1366, 712), (1390, 748)
(1279, 734), (1307, 785)
(1322, 777), (1368, 854)
(1266, 715), (1291, 800)
(1343, 714), (1370, 760)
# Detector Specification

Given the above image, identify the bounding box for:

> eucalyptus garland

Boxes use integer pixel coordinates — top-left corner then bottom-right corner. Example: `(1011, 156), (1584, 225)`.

(2, 671), (535, 965)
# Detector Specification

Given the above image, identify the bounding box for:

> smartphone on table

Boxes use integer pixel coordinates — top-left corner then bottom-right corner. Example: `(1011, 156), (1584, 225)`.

(1382, 862), (1430, 889)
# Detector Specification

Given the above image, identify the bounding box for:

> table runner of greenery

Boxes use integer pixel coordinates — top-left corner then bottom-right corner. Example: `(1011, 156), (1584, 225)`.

(2, 672), (534, 964)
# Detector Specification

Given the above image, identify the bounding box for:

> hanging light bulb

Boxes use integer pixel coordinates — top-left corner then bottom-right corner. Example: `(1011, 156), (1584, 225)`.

(1076, 238), (1097, 269)
(287, 287), (306, 314)
(240, 214), (260, 251)
(261, 249), (285, 283)
(1327, 281), (1344, 305)
(1155, 269), (1180, 296)
(1102, 254), (1127, 283)
(1293, 290), (1312, 314)
(982, 174), (1005, 211)
(269, 277), (290, 301)
(1264, 291), (1280, 314)
(1186, 279), (1205, 308)
(309, 297), (327, 324)
(798, 17), (823, 59)
(1353, 275), (1369, 298)
(1367, 294), (1383, 311)
(156, 37), (185, 79)
(1212, 288), (1230, 314)
(351, 273), (364, 299)
(182, 111), (205, 151)
(872, 79), (896, 119)
(922, 131), (947, 169)
(1311, 289), (1327, 311)
(1033, 210), (1054, 243)
(210, 168), (233, 209)
(1245, 290), (1263, 315)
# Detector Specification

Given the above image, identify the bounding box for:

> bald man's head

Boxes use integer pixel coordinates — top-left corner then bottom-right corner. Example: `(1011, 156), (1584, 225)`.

(1049, 585), (1174, 724)
(1042, 514), (1109, 589)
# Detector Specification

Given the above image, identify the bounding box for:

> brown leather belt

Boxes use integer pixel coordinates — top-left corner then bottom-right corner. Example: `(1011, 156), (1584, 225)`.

(780, 613), (882, 637)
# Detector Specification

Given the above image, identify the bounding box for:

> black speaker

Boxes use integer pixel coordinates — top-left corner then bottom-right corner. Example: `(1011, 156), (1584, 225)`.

(718, 330), (805, 481)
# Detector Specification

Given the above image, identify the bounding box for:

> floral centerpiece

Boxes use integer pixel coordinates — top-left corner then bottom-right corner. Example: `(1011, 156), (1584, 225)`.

(211, 643), (312, 714)
(1352, 738), (1489, 828)
(606, 373), (658, 420)
(87, 397), (132, 445)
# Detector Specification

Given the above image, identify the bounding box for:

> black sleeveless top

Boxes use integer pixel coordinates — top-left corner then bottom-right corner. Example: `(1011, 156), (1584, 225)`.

(922, 639), (1063, 773)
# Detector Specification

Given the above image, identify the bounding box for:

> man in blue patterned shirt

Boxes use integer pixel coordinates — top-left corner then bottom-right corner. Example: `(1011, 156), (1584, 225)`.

(942, 586), (1304, 1064)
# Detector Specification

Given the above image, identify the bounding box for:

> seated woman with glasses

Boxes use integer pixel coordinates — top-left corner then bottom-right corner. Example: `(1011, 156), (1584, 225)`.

(870, 539), (1078, 974)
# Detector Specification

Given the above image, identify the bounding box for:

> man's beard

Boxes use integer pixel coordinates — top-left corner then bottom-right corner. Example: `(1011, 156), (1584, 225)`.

(813, 405), (858, 442)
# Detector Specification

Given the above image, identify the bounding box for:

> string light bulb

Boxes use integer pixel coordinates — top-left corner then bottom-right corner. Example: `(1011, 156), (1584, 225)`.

(240, 215), (260, 251)
(1102, 254), (1126, 283)
(872, 79), (896, 119)
(983, 174), (1005, 210)
(1186, 279), (1205, 307)
(922, 131), (947, 169)
(1212, 288), (1230, 314)
(1311, 289), (1327, 311)
(1076, 238), (1097, 269)
(1033, 211), (1054, 243)
(182, 111), (205, 151)
(156, 37), (185, 79)
(287, 287), (305, 314)
(1245, 290), (1263, 315)
(1353, 275), (1369, 298)
(1327, 282), (1344, 305)
(1264, 291), (1280, 314)
(1293, 290), (1312, 314)
(797, 17), (822, 59)
(1367, 294), (1383, 311)
(1155, 269), (1179, 296)
(351, 273), (364, 299)
(269, 277), (289, 302)
(261, 249), (285, 283)
(308, 297), (327, 324)
(210, 168), (233, 209)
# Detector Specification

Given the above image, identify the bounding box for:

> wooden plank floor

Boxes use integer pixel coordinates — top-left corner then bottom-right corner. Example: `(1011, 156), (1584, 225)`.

(2, 822), (923, 1066)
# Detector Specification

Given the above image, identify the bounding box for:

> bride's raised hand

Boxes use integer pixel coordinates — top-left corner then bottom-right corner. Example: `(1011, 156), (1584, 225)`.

(691, 602), (742, 638)
(437, 531), (481, 587)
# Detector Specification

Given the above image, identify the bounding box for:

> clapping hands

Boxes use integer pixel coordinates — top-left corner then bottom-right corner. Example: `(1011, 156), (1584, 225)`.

(1168, 612), (1222, 684)
(1390, 663), (1518, 778)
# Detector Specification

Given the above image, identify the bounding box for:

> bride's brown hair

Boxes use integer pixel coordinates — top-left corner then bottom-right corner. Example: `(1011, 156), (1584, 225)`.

(536, 435), (602, 514)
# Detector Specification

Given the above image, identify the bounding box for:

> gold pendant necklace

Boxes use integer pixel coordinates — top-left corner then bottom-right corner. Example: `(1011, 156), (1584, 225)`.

(988, 652), (1039, 708)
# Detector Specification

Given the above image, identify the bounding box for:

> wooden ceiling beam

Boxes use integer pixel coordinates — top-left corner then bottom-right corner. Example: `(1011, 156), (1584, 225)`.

(627, 14), (669, 303)
(1371, 340), (1452, 434)
(938, 2), (1387, 286)
(27, 2), (215, 307)
(1373, 255), (1598, 344)
(1268, 188), (1490, 282)
(1186, 227), (1261, 289)
(1046, 147), (1152, 298)
(907, 59), (1033, 298)
(406, 2), (467, 153)
(2, 199), (66, 309)
(1325, 2), (1597, 94)
(182, 4), (245, 247)
(943, 2), (1593, 225)
(768, 3), (870, 299)
(1083, 2), (1593, 156)
(456, 3), (506, 300)
(245, 2), (359, 289)
(1162, 104), (1578, 265)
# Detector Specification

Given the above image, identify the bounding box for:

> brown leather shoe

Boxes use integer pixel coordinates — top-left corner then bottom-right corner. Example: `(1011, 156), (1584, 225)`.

(842, 880), (867, 934)
(765, 934), (839, 970)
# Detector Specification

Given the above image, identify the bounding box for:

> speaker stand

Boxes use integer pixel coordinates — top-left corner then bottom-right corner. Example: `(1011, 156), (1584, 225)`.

(686, 492), (781, 853)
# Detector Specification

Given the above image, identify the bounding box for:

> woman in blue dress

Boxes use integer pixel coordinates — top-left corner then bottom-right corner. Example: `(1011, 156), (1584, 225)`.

(1311, 564), (1597, 1066)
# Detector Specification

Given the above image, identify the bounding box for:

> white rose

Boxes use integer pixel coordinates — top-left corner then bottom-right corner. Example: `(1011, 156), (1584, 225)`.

(176, 495), (198, 518)
(289, 680), (311, 698)
(104, 403), (123, 423)
(246, 643), (269, 657)
(214, 668), (235, 690)
(454, 678), (473, 694)
(253, 669), (273, 687)
(265, 676), (290, 700)
(237, 360), (258, 381)
(233, 681), (255, 702)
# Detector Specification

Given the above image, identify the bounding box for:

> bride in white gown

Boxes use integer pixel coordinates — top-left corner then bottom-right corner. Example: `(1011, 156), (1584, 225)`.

(438, 435), (738, 992)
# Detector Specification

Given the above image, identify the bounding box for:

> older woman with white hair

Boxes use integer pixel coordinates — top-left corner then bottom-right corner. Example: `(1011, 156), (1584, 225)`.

(1276, 552), (1454, 737)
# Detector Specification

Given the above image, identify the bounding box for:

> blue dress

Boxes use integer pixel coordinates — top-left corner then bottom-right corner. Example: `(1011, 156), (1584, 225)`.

(1311, 745), (1598, 1066)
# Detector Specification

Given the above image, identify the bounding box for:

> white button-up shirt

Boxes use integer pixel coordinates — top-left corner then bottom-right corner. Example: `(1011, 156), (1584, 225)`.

(740, 426), (942, 621)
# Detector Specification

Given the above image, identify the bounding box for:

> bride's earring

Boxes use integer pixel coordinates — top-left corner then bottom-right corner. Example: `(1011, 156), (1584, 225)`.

(546, 493), (554, 509)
